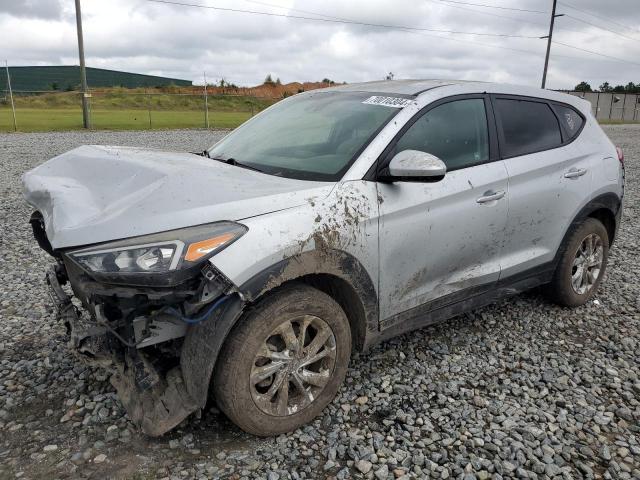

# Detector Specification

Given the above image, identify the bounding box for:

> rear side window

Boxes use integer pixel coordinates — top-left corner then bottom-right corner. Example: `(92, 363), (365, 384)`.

(495, 98), (562, 157)
(552, 104), (584, 140)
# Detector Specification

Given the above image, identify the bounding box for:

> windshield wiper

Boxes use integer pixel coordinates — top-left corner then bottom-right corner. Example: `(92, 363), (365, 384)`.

(210, 156), (266, 174)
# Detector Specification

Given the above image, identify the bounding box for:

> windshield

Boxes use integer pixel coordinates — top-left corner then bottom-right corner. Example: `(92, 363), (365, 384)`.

(207, 91), (404, 181)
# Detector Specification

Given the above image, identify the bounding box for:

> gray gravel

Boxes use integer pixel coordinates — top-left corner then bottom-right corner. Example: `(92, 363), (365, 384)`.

(1, 126), (639, 479)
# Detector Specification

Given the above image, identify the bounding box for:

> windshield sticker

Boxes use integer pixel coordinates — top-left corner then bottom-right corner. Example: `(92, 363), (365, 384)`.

(362, 96), (413, 108)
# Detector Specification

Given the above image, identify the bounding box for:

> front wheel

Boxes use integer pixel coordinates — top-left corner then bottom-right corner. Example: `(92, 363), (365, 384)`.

(213, 284), (351, 436)
(547, 217), (609, 307)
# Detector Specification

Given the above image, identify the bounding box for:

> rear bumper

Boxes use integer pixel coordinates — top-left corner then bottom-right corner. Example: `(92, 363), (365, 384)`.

(614, 203), (623, 244)
(46, 267), (200, 436)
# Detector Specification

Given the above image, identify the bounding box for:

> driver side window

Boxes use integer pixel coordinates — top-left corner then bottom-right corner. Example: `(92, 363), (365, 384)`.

(394, 98), (490, 171)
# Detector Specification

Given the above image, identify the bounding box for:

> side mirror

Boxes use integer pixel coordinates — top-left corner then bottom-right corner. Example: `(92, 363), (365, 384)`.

(382, 150), (447, 182)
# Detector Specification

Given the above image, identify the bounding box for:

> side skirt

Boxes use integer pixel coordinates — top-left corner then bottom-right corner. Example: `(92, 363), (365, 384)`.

(370, 262), (555, 346)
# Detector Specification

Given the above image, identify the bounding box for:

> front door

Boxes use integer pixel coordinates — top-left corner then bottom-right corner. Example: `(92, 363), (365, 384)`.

(376, 96), (509, 324)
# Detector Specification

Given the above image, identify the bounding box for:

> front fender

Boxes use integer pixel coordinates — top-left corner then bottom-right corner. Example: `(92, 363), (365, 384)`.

(210, 180), (380, 331)
(180, 294), (245, 409)
(180, 247), (379, 411)
(239, 247), (379, 335)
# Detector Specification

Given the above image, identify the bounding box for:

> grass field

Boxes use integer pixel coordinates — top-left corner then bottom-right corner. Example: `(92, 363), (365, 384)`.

(3, 96), (636, 132)
(9, 89), (276, 111)
(0, 108), (253, 132)
(0, 88), (276, 132)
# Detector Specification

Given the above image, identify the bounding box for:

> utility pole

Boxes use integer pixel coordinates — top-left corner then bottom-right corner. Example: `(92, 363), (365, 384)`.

(203, 72), (210, 129)
(74, 0), (91, 128)
(540, 0), (563, 89)
(5, 61), (17, 132)
(146, 89), (152, 129)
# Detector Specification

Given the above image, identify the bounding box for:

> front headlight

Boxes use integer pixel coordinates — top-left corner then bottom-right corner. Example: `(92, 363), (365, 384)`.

(71, 241), (184, 274)
(68, 222), (246, 278)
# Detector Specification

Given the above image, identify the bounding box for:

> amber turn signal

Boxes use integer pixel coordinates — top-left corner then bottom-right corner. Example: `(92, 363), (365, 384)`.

(185, 233), (236, 262)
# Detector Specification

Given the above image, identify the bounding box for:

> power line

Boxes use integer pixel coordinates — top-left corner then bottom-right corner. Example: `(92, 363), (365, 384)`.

(148, 0), (567, 66)
(242, 0), (543, 51)
(250, 0), (550, 36)
(146, 0), (542, 38)
(147, 0), (640, 73)
(558, 1), (640, 34)
(432, 0), (640, 46)
(243, 0), (556, 58)
(435, 0), (547, 14)
(430, 0), (593, 38)
(241, 0), (350, 22)
(242, 0), (640, 70)
(427, 0), (548, 27)
(431, 0), (640, 42)
(552, 40), (640, 67)
(561, 14), (640, 44)
(410, 30), (544, 56)
(149, 0), (580, 70)
(249, 0), (550, 35)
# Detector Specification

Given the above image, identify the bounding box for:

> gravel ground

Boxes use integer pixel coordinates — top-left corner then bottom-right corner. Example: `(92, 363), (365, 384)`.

(1, 126), (639, 480)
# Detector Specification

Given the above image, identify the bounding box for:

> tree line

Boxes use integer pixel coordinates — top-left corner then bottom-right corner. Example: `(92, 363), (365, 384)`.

(574, 81), (640, 93)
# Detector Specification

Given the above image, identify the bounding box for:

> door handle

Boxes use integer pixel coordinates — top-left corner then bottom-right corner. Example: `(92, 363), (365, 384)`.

(476, 190), (506, 204)
(564, 168), (587, 179)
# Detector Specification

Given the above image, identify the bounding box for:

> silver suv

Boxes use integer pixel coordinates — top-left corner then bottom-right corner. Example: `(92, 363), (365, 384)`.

(23, 80), (624, 436)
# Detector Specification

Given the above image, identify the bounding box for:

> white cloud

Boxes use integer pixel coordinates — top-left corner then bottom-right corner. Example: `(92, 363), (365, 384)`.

(2, 0), (639, 89)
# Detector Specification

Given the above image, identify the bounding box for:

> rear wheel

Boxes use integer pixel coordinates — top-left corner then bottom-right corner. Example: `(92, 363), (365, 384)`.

(213, 284), (351, 436)
(547, 218), (609, 307)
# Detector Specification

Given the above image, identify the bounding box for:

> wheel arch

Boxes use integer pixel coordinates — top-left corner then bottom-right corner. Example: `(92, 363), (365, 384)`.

(574, 192), (621, 244)
(179, 249), (378, 411)
(553, 192), (621, 268)
(238, 249), (378, 351)
(295, 274), (367, 351)
(588, 207), (617, 245)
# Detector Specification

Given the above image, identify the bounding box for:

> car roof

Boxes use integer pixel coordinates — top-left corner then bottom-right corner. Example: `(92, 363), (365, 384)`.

(326, 79), (591, 113)
(327, 79), (465, 95)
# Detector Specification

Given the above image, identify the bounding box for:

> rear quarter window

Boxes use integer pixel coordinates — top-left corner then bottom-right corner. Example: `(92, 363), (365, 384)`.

(552, 104), (585, 140)
(495, 98), (562, 158)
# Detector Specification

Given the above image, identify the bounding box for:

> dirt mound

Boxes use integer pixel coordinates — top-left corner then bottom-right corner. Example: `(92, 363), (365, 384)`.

(206, 81), (337, 98)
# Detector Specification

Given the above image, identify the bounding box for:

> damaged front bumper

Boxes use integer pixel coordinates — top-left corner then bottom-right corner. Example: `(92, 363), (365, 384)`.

(46, 262), (243, 436)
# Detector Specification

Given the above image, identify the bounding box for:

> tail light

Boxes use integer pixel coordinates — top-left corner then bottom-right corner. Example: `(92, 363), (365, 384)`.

(616, 146), (624, 166)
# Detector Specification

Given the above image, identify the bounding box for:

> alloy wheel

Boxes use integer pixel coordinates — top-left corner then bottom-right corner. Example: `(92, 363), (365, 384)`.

(250, 315), (337, 416)
(571, 233), (604, 295)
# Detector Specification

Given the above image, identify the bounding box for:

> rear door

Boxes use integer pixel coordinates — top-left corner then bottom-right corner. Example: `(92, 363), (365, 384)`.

(377, 96), (509, 323)
(492, 95), (593, 279)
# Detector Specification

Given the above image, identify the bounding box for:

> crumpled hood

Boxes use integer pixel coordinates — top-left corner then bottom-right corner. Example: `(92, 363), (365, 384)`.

(23, 145), (332, 249)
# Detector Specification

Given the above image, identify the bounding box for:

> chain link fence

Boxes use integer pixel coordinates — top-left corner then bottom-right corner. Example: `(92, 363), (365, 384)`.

(0, 89), (276, 132)
(4, 88), (639, 132)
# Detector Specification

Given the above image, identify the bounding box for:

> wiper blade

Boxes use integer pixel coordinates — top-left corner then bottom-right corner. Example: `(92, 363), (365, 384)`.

(211, 156), (265, 173)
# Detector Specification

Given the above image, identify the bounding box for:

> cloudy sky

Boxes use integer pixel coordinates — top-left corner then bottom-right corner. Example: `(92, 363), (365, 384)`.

(3, 0), (640, 89)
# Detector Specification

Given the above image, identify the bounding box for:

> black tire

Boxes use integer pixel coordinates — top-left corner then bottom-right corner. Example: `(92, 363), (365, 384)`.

(213, 283), (351, 436)
(547, 217), (609, 307)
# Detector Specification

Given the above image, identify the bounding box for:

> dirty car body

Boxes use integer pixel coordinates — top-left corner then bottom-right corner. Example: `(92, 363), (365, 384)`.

(23, 80), (624, 436)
